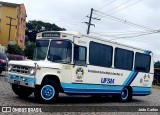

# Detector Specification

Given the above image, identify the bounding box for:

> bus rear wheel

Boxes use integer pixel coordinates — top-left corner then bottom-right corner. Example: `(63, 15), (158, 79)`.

(119, 87), (132, 102)
(34, 79), (59, 103)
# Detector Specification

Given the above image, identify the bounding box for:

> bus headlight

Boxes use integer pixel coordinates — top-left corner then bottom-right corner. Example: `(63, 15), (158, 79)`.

(29, 68), (35, 75)
(8, 65), (12, 71)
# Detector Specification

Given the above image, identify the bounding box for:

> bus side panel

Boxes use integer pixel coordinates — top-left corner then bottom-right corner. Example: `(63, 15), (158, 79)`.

(131, 73), (153, 87)
(61, 82), (123, 95)
(63, 36), (153, 96)
(86, 65), (130, 86)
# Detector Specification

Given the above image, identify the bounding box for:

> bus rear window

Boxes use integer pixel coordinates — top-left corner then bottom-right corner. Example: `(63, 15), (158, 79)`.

(134, 52), (151, 72)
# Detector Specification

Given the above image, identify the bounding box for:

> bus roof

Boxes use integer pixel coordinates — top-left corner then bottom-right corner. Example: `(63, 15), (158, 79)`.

(37, 31), (152, 53)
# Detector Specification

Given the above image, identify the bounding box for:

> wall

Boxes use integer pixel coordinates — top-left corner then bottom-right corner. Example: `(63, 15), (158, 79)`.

(0, 5), (18, 48)
(17, 4), (26, 49)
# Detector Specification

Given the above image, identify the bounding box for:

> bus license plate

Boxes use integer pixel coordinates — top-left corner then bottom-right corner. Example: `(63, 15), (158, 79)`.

(14, 80), (20, 85)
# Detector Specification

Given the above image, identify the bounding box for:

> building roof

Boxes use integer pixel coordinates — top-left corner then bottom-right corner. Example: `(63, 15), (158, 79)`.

(0, 1), (19, 7)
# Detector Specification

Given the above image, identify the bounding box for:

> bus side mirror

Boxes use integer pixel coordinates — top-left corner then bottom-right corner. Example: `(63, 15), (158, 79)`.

(73, 63), (76, 68)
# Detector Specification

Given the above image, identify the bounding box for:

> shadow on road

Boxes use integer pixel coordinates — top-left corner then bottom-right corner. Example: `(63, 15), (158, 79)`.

(14, 94), (144, 105)
(0, 72), (6, 77)
(0, 74), (4, 77)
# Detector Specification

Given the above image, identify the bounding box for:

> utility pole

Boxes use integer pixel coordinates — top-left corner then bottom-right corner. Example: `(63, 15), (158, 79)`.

(87, 8), (94, 34)
(83, 8), (100, 34)
(6, 16), (17, 47)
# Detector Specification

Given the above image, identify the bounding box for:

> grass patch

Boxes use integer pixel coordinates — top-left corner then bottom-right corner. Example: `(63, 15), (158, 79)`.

(152, 84), (160, 89)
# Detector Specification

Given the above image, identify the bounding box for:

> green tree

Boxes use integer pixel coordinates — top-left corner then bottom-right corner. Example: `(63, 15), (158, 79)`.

(24, 42), (35, 59)
(26, 20), (66, 42)
(7, 44), (24, 55)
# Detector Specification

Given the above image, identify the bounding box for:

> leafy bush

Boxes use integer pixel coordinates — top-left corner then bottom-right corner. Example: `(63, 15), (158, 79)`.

(24, 42), (35, 59)
(7, 44), (24, 55)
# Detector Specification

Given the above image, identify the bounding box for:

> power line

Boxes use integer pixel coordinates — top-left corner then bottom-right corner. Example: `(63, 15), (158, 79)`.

(110, 32), (155, 40)
(105, 0), (133, 13)
(91, 31), (153, 37)
(71, 17), (87, 31)
(111, 0), (143, 14)
(119, 38), (160, 45)
(91, 31), (155, 39)
(71, 7), (97, 31)
(122, 34), (160, 43)
(93, 10), (158, 32)
(70, 0), (116, 32)
(91, 30), (152, 36)
(73, 0), (116, 31)
(95, 32), (160, 44)
(90, 33), (149, 38)
(97, 0), (117, 11)
(90, 29), (160, 42)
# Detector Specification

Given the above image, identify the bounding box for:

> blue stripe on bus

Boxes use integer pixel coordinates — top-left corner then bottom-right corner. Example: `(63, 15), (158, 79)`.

(123, 71), (138, 86)
(145, 50), (151, 55)
(61, 82), (151, 96)
(61, 82), (123, 93)
(132, 87), (151, 96)
(132, 87), (151, 92)
(144, 50), (147, 54)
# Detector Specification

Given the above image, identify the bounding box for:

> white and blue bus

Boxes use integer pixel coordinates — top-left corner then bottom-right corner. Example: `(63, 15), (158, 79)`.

(6, 31), (154, 103)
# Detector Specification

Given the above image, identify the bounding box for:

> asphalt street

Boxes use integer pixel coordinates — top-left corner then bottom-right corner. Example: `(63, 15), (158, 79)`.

(0, 73), (160, 115)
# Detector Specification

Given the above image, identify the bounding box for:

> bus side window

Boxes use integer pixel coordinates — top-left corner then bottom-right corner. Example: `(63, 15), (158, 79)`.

(114, 48), (134, 70)
(74, 45), (87, 66)
(134, 52), (151, 72)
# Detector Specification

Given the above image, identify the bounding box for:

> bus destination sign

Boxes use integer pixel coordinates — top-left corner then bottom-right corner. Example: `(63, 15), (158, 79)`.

(42, 32), (60, 37)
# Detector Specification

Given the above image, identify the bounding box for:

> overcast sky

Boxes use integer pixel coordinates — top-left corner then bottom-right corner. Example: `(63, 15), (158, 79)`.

(2, 0), (160, 61)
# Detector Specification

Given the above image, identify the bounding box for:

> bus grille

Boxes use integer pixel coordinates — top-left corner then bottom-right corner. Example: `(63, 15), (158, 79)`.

(11, 65), (29, 74)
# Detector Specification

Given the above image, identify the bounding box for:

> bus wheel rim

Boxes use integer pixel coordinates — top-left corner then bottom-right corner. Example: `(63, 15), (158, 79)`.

(41, 85), (55, 100)
(121, 88), (128, 100)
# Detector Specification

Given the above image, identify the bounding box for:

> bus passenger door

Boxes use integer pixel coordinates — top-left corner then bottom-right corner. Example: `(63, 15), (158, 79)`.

(71, 44), (88, 84)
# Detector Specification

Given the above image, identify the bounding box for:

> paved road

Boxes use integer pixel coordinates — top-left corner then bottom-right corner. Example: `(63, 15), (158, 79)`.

(0, 74), (160, 115)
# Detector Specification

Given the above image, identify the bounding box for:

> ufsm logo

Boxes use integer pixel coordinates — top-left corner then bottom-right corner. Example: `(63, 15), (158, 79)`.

(101, 78), (115, 84)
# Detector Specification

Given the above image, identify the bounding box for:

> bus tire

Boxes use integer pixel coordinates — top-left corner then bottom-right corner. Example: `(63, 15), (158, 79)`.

(0, 71), (2, 74)
(119, 87), (132, 102)
(34, 79), (59, 103)
(12, 84), (33, 98)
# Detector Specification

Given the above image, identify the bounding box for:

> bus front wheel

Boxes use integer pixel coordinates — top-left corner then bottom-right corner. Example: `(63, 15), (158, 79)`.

(34, 79), (59, 103)
(12, 84), (34, 98)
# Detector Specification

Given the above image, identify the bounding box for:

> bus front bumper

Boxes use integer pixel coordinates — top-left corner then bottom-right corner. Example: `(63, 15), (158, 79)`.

(5, 74), (35, 88)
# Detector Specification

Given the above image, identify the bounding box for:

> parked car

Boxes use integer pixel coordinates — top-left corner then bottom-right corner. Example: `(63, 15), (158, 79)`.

(0, 53), (7, 74)
(7, 54), (25, 61)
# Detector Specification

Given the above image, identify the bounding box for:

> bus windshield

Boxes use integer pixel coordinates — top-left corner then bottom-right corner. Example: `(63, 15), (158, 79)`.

(33, 40), (49, 60)
(47, 40), (72, 63)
